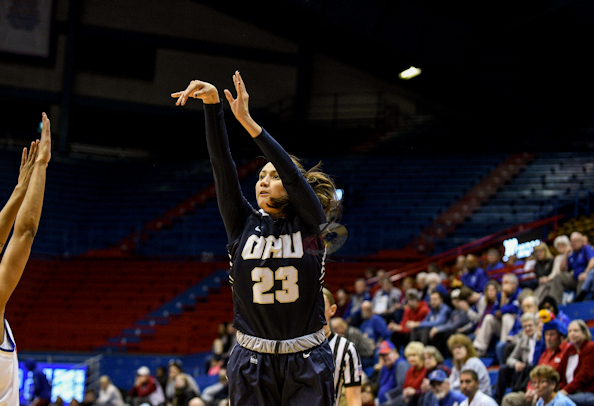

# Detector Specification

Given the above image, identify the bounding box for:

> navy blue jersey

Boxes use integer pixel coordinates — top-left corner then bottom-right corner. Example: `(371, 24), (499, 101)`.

(205, 103), (327, 340)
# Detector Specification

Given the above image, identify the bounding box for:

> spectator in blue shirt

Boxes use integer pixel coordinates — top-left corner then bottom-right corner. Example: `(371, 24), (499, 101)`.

(344, 278), (372, 326)
(409, 291), (452, 345)
(485, 248), (506, 273)
(531, 365), (576, 406)
(473, 273), (521, 356)
(360, 300), (392, 345)
(428, 370), (466, 406)
(549, 232), (594, 304)
(461, 254), (489, 293)
(373, 340), (410, 405)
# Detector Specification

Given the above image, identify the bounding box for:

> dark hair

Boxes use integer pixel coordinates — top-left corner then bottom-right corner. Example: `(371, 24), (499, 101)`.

(267, 155), (341, 221)
(460, 369), (479, 383)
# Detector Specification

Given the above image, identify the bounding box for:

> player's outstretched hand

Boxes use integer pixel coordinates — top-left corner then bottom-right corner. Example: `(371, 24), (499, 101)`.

(224, 71), (262, 138)
(224, 71), (252, 123)
(17, 140), (38, 187)
(171, 80), (219, 106)
(37, 113), (51, 165)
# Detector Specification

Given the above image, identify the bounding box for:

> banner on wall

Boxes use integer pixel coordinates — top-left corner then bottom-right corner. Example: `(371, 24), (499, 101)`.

(0, 0), (53, 58)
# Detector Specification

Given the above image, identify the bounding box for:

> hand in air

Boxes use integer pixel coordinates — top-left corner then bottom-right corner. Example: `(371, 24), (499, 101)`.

(17, 140), (39, 187)
(171, 80), (219, 106)
(224, 71), (252, 123)
(36, 113), (51, 165)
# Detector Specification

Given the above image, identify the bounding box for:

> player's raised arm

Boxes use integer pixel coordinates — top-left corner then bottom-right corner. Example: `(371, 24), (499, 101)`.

(0, 113), (51, 330)
(0, 141), (38, 250)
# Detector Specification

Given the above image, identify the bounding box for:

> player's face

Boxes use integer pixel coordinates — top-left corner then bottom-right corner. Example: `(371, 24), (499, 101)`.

(256, 162), (287, 215)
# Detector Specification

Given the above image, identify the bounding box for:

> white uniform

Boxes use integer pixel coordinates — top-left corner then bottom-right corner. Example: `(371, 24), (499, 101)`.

(0, 320), (19, 406)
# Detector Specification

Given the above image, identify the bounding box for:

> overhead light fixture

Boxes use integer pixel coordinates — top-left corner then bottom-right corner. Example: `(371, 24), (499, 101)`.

(399, 66), (422, 80)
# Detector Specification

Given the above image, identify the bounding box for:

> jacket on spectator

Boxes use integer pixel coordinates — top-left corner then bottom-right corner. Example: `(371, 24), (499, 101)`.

(559, 340), (594, 394)
(399, 300), (430, 333)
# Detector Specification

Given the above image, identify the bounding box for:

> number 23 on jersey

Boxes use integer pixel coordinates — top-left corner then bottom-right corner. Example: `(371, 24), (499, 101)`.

(252, 266), (299, 304)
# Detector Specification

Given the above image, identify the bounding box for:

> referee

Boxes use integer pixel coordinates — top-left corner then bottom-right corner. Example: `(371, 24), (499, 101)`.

(323, 288), (363, 406)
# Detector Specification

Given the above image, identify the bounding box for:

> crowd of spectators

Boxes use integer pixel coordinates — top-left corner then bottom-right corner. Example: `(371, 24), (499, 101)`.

(320, 230), (594, 406)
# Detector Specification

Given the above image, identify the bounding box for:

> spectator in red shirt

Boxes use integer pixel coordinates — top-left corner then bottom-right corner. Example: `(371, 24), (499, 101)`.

(558, 320), (594, 406)
(128, 366), (166, 406)
(388, 289), (430, 351)
(401, 341), (428, 406)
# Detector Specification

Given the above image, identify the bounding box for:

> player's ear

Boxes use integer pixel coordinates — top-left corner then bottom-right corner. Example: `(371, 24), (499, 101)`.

(330, 304), (337, 317)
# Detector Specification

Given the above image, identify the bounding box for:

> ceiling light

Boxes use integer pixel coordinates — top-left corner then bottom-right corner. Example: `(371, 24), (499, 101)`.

(399, 66), (422, 80)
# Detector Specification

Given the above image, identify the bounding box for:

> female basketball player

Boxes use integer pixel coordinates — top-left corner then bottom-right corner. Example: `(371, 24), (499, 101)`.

(0, 113), (51, 405)
(172, 72), (339, 406)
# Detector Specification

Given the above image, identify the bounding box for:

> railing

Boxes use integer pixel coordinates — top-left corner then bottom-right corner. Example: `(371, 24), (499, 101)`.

(384, 214), (563, 283)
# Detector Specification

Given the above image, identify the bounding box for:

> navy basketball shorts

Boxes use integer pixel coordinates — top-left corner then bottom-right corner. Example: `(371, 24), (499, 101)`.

(227, 340), (335, 406)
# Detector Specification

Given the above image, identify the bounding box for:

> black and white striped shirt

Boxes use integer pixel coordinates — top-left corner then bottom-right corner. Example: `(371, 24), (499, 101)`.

(328, 332), (362, 406)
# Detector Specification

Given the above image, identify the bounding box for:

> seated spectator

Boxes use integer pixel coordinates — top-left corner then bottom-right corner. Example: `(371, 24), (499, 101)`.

(473, 273), (521, 357)
(388, 289), (430, 350)
(425, 273), (449, 304)
(416, 272), (429, 301)
(428, 289), (471, 358)
(549, 232), (594, 304)
(400, 277), (415, 297)
(96, 375), (124, 406)
(400, 342), (427, 406)
(156, 366), (168, 392)
(558, 320), (594, 406)
(167, 361), (200, 402)
(420, 346), (451, 406)
(373, 340), (410, 406)
(539, 296), (572, 328)
(373, 278), (403, 322)
(458, 282), (499, 333)
(507, 254), (525, 268)
(360, 300), (392, 345)
(428, 370), (466, 406)
(344, 278), (372, 325)
(334, 287), (351, 318)
(502, 317), (570, 406)
(81, 389), (96, 406)
(497, 293), (541, 365)
(331, 317), (375, 369)
(535, 236), (571, 302)
(450, 255), (468, 289)
(461, 255), (489, 293)
(198, 368), (228, 406)
(129, 366), (166, 406)
(25, 359), (52, 406)
(371, 269), (388, 296)
(448, 334), (492, 396)
(362, 382), (380, 406)
(171, 375), (199, 406)
(409, 291), (452, 345)
(485, 248), (506, 273)
(531, 365), (576, 406)
(522, 242), (555, 291)
(423, 346), (451, 378)
(493, 312), (544, 404)
(459, 369), (498, 406)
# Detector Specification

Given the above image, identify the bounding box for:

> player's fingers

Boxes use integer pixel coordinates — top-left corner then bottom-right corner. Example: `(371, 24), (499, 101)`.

(21, 147), (27, 167)
(236, 71), (246, 92)
(224, 89), (235, 105)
